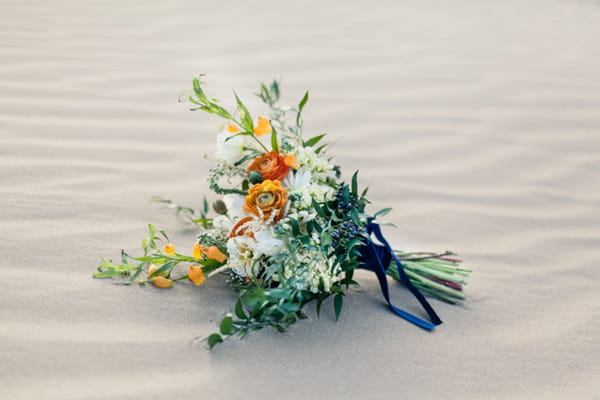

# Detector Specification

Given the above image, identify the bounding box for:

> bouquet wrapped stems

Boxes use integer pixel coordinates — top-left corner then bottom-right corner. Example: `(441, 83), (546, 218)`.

(388, 252), (472, 304)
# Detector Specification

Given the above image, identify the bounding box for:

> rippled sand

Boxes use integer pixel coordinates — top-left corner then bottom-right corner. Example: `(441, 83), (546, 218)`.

(2, 1), (599, 399)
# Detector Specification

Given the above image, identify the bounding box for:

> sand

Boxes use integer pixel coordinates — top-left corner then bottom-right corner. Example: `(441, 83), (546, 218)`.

(1, 0), (599, 399)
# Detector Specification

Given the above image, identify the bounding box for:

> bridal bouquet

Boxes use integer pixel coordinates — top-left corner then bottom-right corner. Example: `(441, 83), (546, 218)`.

(94, 77), (471, 348)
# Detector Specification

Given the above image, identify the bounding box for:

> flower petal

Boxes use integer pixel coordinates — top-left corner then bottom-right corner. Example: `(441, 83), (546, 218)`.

(188, 265), (206, 286)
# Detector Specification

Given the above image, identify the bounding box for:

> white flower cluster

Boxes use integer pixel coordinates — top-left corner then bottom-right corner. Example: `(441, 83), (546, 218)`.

(210, 124), (341, 293)
(291, 146), (337, 184)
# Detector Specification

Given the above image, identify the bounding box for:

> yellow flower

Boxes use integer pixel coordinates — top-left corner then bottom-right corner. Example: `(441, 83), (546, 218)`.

(206, 246), (228, 263)
(151, 276), (173, 288)
(192, 243), (205, 259)
(283, 153), (300, 170)
(163, 244), (176, 255)
(253, 116), (272, 136)
(227, 124), (240, 133)
(188, 265), (206, 286)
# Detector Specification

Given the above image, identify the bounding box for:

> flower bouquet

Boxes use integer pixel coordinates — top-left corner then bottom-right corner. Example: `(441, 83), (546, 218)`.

(94, 77), (471, 348)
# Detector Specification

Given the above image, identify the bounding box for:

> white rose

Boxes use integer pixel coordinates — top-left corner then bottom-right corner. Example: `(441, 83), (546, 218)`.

(215, 131), (245, 164)
(223, 193), (247, 220)
(254, 230), (285, 256)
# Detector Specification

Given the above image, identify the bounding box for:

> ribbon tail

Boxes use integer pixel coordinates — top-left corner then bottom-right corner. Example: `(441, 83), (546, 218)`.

(359, 222), (442, 330)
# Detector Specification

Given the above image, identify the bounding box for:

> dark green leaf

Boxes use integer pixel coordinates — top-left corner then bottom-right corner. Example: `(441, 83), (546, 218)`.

(270, 80), (280, 101)
(311, 198), (327, 218)
(351, 171), (359, 198)
(304, 134), (325, 147)
(207, 333), (223, 349)
(220, 314), (234, 335)
(234, 299), (247, 319)
(315, 143), (327, 154)
(149, 261), (175, 278)
(241, 179), (250, 191)
(334, 293), (344, 321)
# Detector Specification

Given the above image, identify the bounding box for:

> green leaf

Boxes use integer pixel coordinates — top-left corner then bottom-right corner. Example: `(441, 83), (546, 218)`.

(93, 270), (120, 278)
(298, 90), (309, 112)
(351, 171), (359, 198)
(270, 80), (280, 101)
(241, 179), (250, 191)
(374, 208), (392, 219)
(288, 218), (300, 236)
(207, 333), (224, 349)
(296, 91), (309, 126)
(220, 314), (234, 335)
(304, 133), (326, 147)
(311, 198), (327, 218)
(234, 92), (254, 132)
(315, 144), (327, 154)
(334, 293), (344, 321)
(148, 261), (175, 278)
(235, 299), (247, 319)
(271, 126), (279, 153)
(316, 296), (325, 317)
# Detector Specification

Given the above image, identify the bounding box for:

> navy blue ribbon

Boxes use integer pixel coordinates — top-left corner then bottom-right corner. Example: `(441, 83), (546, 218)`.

(359, 221), (442, 330)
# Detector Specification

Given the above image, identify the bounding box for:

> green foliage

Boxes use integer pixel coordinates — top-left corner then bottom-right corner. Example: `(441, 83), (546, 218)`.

(152, 196), (214, 228)
(94, 224), (226, 286)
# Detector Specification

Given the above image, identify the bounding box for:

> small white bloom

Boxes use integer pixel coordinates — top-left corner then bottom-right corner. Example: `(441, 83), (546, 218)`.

(283, 168), (312, 191)
(213, 215), (233, 231)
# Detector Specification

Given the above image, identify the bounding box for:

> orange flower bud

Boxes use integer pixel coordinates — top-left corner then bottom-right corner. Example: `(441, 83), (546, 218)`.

(205, 246), (228, 263)
(151, 276), (173, 288)
(163, 244), (176, 255)
(192, 243), (205, 259)
(148, 265), (168, 277)
(188, 265), (206, 286)
(283, 153), (300, 170)
(253, 116), (272, 136)
(227, 124), (240, 133)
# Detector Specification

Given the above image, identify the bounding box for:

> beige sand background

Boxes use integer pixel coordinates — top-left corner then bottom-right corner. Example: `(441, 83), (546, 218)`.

(2, 0), (600, 399)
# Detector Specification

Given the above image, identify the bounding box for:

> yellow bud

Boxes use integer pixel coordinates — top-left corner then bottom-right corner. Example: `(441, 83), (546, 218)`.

(188, 265), (206, 286)
(206, 246), (228, 263)
(253, 116), (272, 136)
(151, 276), (173, 288)
(192, 243), (205, 259)
(163, 244), (176, 255)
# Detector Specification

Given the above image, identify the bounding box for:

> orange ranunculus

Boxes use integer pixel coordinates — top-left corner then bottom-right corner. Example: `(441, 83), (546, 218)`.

(188, 265), (206, 286)
(282, 153), (300, 170)
(248, 151), (290, 181)
(253, 116), (272, 136)
(205, 246), (228, 263)
(192, 243), (205, 259)
(163, 244), (176, 255)
(243, 180), (288, 222)
(229, 216), (255, 239)
(151, 276), (173, 288)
